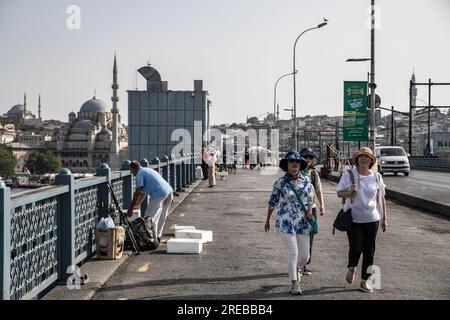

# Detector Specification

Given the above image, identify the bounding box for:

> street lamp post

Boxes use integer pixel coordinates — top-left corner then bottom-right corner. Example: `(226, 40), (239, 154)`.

(293, 20), (328, 151)
(346, 0), (377, 150)
(274, 71), (296, 128)
(284, 108), (294, 148)
(369, 0), (377, 151)
(391, 106), (394, 146)
(414, 97), (432, 156)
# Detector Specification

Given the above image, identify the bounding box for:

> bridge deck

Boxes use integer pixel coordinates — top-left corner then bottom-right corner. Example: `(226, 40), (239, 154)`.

(93, 169), (450, 300)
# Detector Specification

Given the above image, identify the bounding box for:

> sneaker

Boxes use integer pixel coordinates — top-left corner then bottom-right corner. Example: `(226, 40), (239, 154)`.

(291, 282), (302, 295)
(346, 267), (356, 284)
(360, 281), (374, 293)
(303, 266), (312, 276)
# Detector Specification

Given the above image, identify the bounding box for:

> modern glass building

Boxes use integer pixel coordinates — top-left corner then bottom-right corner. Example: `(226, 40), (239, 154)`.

(128, 65), (208, 161)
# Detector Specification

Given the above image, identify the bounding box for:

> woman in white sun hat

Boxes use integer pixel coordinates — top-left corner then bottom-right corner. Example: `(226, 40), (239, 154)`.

(336, 147), (387, 293)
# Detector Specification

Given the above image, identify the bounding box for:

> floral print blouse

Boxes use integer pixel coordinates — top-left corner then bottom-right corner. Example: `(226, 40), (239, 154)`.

(268, 174), (315, 235)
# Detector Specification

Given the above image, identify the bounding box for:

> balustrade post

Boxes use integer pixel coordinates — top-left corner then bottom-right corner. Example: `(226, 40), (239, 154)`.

(54, 168), (75, 282)
(96, 163), (111, 219)
(121, 160), (132, 209)
(151, 157), (161, 174)
(185, 153), (191, 185)
(161, 156), (170, 184)
(169, 154), (178, 196)
(176, 154), (184, 192)
(139, 158), (149, 214)
(0, 180), (11, 300)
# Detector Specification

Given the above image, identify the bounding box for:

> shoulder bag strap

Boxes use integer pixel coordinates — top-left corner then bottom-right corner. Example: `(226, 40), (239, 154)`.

(342, 169), (355, 206)
(284, 177), (308, 213)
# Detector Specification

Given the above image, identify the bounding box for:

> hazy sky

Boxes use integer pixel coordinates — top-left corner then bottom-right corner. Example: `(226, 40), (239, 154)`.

(1, 0), (449, 125)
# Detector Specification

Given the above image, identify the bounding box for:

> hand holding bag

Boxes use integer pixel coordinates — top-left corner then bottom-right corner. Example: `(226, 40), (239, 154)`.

(332, 169), (355, 234)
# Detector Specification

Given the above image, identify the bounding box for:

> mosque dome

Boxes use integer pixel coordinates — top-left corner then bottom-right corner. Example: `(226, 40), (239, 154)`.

(72, 119), (94, 129)
(7, 104), (25, 116)
(79, 97), (109, 113)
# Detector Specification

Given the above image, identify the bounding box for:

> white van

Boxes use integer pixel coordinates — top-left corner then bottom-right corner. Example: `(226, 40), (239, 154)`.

(374, 146), (410, 176)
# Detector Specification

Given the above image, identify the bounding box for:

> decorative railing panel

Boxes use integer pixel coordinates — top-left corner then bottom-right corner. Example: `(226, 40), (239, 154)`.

(74, 185), (99, 262)
(0, 156), (197, 299)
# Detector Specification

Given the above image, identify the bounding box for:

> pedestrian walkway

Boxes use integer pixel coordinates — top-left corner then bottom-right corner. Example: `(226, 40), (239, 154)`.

(93, 169), (450, 300)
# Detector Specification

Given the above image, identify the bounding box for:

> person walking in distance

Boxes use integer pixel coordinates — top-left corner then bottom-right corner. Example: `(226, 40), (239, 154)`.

(265, 151), (315, 295)
(127, 161), (174, 242)
(207, 148), (217, 188)
(201, 147), (209, 180)
(336, 147), (387, 293)
(244, 147), (250, 169)
(299, 147), (325, 276)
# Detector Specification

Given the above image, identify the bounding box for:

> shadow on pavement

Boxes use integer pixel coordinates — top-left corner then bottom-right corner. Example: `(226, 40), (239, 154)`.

(132, 286), (361, 300)
(98, 273), (287, 293)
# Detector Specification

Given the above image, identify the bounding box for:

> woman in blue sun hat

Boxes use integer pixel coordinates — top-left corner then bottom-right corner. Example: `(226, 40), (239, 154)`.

(264, 151), (316, 295)
(299, 147), (325, 276)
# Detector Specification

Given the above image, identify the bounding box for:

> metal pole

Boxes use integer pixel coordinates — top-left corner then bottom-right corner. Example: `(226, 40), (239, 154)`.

(391, 106), (394, 146)
(207, 100), (211, 143)
(394, 120), (397, 146)
(427, 78), (432, 156)
(409, 80), (413, 155)
(276, 103), (279, 125)
(369, 0), (376, 150)
(274, 72), (294, 127)
(319, 132), (322, 159)
(293, 26), (320, 151)
(335, 121), (339, 151)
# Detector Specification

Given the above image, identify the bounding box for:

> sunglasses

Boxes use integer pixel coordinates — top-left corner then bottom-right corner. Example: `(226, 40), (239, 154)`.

(288, 159), (301, 163)
(304, 156), (315, 160)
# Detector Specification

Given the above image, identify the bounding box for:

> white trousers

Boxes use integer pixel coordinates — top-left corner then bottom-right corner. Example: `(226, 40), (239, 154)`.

(280, 232), (310, 281)
(144, 193), (174, 238)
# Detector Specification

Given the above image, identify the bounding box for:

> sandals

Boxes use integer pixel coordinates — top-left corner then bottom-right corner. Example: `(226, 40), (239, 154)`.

(360, 280), (374, 293)
(346, 267), (356, 284)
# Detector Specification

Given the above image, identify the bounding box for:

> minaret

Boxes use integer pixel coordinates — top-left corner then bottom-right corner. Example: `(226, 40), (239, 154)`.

(111, 53), (120, 156)
(411, 68), (417, 107)
(38, 94), (42, 120)
(23, 92), (27, 118)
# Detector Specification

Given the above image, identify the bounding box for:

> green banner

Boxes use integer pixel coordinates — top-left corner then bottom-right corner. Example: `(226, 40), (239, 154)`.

(343, 81), (368, 141)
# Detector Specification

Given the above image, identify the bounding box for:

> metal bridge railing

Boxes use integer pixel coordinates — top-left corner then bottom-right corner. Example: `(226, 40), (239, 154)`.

(0, 153), (199, 300)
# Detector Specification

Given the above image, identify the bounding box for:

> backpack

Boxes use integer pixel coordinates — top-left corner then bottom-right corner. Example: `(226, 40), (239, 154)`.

(309, 169), (317, 190)
(125, 217), (159, 251)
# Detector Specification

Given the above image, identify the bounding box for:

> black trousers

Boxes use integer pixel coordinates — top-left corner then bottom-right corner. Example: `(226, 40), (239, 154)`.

(346, 221), (379, 280)
(201, 160), (209, 180)
(306, 207), (318, 266)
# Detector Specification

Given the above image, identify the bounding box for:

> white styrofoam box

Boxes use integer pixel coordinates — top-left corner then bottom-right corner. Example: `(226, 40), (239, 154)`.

(173, 225), (196, 231)
(114, 209), (141, 224)
(129, 209), (141, 222)
(166, 238), (203, 254)
(199, 230), (213, 243)
(175, 229), (213, 243)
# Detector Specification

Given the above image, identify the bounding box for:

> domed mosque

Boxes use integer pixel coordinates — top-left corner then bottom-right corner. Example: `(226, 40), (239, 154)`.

(1, 93), (37, 129)
(48, 54), (128, 172)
